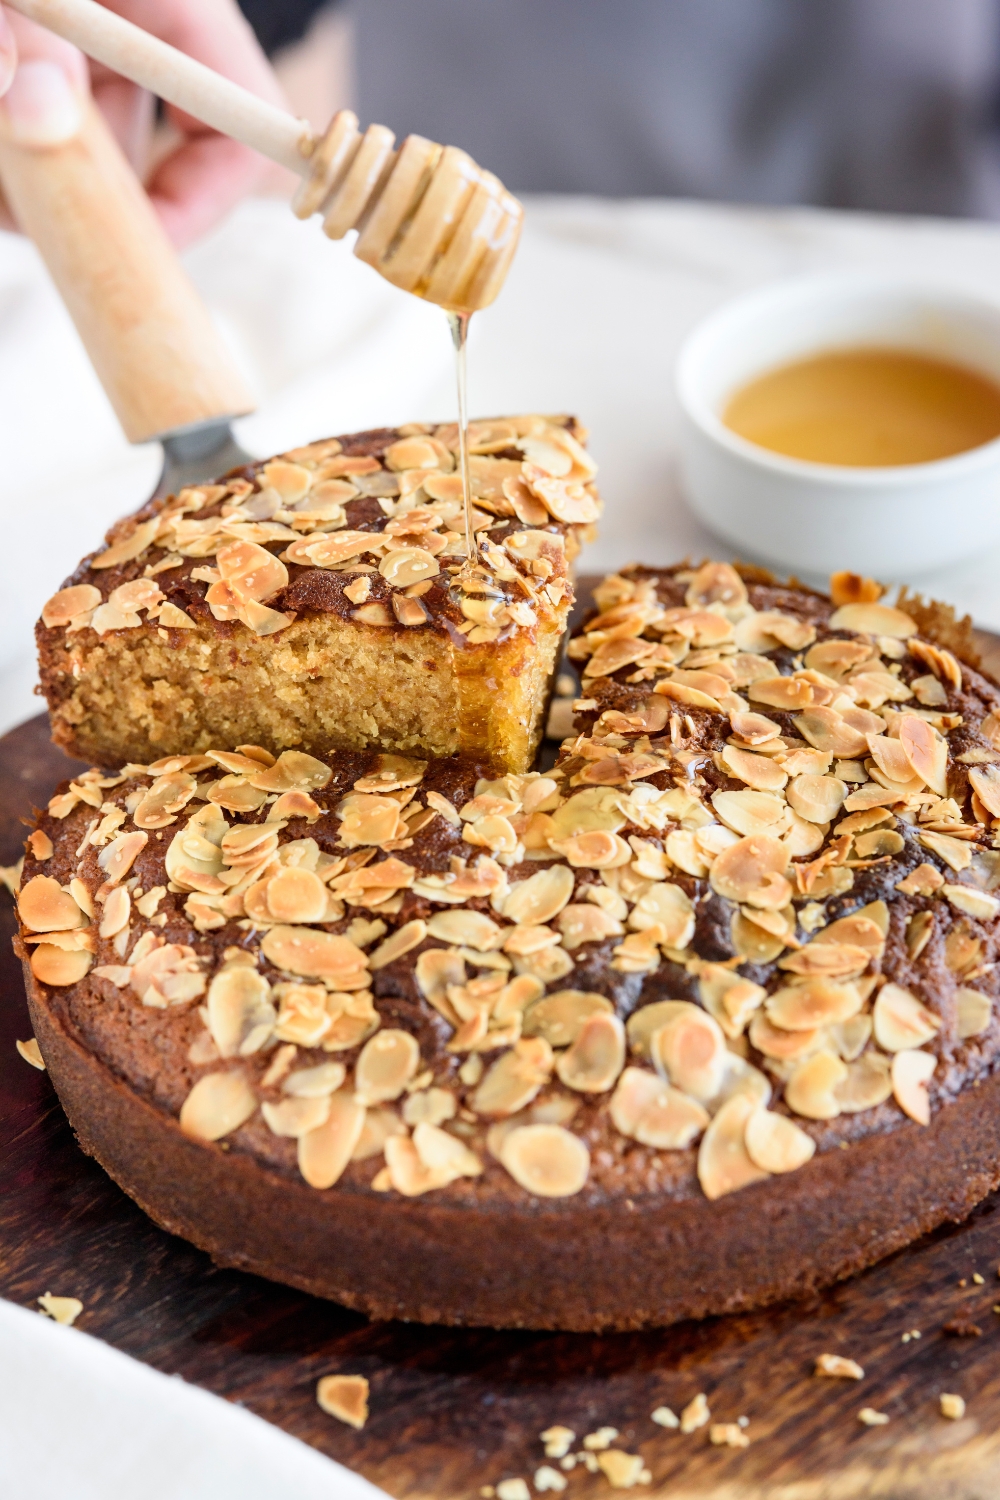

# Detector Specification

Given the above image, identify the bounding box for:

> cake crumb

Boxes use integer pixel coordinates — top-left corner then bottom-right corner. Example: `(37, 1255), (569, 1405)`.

(858, 1409), (890, 1427)
(540, 1427), (575, 1459)
(596, 1451), (645, 1488)
(534, 1466), (567, 1492)
(37, 1292), (82, 1325)
(27, 829), (53, 861)
(680, 1393), (710, 1433)
(583, 1428), (619, 1451)
(651, 1406), (679, 1429)
(496, 1479), (530, 1500)
(16, 1038), (45, 1070)
(940, 1394), (966, 1421)
(709, 1423), (750, 1448)
(316, 1374), (369, 1429)
(815, 1353), (864, 1380)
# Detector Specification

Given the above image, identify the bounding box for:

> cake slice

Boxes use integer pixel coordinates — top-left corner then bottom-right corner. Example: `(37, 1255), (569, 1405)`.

(37, 416), (600, 773)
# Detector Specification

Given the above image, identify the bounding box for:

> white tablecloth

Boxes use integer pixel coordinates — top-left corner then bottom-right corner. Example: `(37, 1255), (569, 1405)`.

(6, 192), (1000, 1491)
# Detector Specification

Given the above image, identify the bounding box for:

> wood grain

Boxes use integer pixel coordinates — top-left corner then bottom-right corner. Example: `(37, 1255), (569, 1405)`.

(6, 634), (1000, 1499)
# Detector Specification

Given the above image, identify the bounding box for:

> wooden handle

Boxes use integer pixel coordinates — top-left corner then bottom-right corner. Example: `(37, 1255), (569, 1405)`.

(0, 93), (254, 443)
(5, 0), (311, 172)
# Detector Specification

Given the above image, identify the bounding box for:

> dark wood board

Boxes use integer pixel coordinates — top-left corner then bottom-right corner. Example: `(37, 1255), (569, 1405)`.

(5, 626), (1000, 1499)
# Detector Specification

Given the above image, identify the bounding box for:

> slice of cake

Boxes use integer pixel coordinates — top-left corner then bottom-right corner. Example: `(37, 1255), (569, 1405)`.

(16, 566), (1000, 1330)
(36, 416), (600, 774)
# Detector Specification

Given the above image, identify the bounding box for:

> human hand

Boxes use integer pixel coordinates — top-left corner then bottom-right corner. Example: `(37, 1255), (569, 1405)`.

(0, 0), (288, 246)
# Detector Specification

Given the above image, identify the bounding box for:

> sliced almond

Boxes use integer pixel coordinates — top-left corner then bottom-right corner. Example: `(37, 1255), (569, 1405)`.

(261, 927), (369, 986)
(898, 715), (948, 795)
(709, 834), (790, 908)
(354, 1029), (420, 1104)
(30, 945), (93, 987)
(720, 745), (788, 792)
(891, 1048), (935, 1124)
(556, 1013), (626, 1093)
(873, 983), (941, 1052)
(697, 1093), (770, 1200)
(265, 866), (329, 924)
(942, 885), (1000, 922)
(523, 990), (613, 1048)
(626, 1000), (701, 1060)
(744, 1107), (815, 1173)
(498, 1123), (590, 1197)
(711, 790), (789, 838)
(749, 677), (813, 711)
(828, 602), (916, 638)
(652, 1010), (728, 1102)
(179, 1070), (257, 1141)
(262, 1094), (332, 1138)
(834, 1052), (892, 1113)
(794, 707), (870, 758)
(627, 881), (695, 948)
(766, 978), (861, 1031)
(368, 919), (428, 970)
(786, 774), (846, 825)
(207, 965), (276, 1058)
(426, 909), (503, 951)
(956, 987), (992, 1039)
(784, 1051), (847, 1120)
(609, 1066), (709, 1148)
(18, 875), (85, 933)
(749, 1009), (823, 1060)
(473, 1037), (554, 1116)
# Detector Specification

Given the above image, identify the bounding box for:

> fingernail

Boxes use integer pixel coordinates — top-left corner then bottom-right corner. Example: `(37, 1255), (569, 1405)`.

(2, 60), (82, 145)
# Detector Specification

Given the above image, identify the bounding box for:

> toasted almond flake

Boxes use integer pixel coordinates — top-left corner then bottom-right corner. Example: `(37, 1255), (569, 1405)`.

(956, 987), (992, 1039)
(828, 602), (916, 637)
(261, 926), (369, 986)
(679, 1392), (710, 1433)
(898, 715), (948, 795)
(534, 1466), (567, 1492)
(596, 1452), (645, 1489)
(556, 1012), (626, 1093)
(97, 831), (148, 886)
(710, 1423), (750, 1448)
(786, 774), (846, 825)
(698, 1094), (769, 1199)
(17, 875), (85, 933)
(426, 909), (503, 951)
(207, 966), (275, 1058)
(744, 1107), (815, 1173)
(834, 1053), (892, 1113)
(749, 676), (814, 711)
(316, 1373), (369, 1428)
(37, 1293), (83, 1326)
(354, 1029), (420, 1105)
(499, 1123), (590, 1197)
(873, 983), (941, 1052)
(368, 919), (428, 970)
(785, 1051), (848, 1120)
(98, 885), (131, 939)
(653, 1010), (728, 1102)
(16, 1038), (45, 1070)
(891, 1048), (936, 1125)
(815, 1353), (864, 1379)
(264, 866), (329, 924)
(711, 789), (789, 838)
(30, 945), (92, 987)
(940, 1394), (966, 1420)
(942, 885), (1000, 921)
(473, 1038), (554, 1116)
(651, 1407), (679, 1430)
(627, 881), (695, 949)
(609, 1067), (708, 1149)
(766, 978), (861, 1032)
(522, 990), (614, 1047)
(720, 745), (788, 792)
(709, 833), (790, 909)
(541, 1426), (577, 1458)
(262, 1094), (331, 1137)
(179, 1070), (257, 1141)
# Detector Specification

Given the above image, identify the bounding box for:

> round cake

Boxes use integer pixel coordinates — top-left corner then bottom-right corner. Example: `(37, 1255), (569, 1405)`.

(16, 560), (1000, 1331)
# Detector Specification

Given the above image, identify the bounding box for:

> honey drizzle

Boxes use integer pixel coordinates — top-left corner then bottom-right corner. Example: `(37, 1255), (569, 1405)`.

(447, 309), (476, 564)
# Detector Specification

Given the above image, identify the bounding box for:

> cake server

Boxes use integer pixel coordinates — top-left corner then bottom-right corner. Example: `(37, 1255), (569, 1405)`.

(0, 88), (255, 500)
(5, 0), (524, 315)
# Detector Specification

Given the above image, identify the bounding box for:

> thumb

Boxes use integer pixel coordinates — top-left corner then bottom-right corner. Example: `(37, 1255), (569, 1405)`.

(0, 6), (87, 145)
(0, 7), (16, 96)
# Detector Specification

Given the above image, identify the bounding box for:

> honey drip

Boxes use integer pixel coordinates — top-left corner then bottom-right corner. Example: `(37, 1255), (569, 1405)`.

(447, 309), (476, 562)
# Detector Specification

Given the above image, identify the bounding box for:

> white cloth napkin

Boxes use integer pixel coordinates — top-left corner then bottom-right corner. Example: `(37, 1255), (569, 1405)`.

(0, 1298), (384, 1498)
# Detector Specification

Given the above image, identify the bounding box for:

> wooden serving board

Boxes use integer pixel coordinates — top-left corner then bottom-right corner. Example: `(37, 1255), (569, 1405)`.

(6, 628), (1000, 1500)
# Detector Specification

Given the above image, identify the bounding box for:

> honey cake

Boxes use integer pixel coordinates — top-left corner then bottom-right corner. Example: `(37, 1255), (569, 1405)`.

(15, 566), (1000, 1331)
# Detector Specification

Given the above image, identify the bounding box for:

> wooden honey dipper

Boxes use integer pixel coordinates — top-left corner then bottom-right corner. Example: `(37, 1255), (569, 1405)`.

(4, 0), (524, 314)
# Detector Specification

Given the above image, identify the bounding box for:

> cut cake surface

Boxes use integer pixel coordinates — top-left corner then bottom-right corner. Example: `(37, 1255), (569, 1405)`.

(36, 417), (599, 773)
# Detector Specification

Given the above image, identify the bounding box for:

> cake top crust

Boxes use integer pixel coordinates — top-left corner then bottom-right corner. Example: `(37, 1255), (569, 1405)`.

(17, 563), (1000, 1208)
(37, 416), (598, 651)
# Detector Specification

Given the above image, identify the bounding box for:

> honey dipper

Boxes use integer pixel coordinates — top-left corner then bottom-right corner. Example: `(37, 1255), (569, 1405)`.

(4, 0), (525, 314)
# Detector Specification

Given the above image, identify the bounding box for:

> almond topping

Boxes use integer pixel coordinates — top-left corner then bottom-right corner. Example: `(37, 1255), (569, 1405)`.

(207, 966), (276, 1058)
(697, 1093), (769, 1199)
(265, 865), (329, 924)
(354, 1029), (420, 1104)
(652, 1010), (728, 1102)
(744, 1107), (815, 1173)
(261, 927), (369, 986)
(316, 1373), (370, 1429)
(784, 1051), (848, 1120)
(18, 875), (85, 933)
(956, 987), (992, 1039)
(555, 1013), (626, 1093)
(179, 1070), (257, 1141)
(609, 1067), (708, 1149)
(828, 602), (916, 637)
(498, 1123), (590, 1197)
(891, 1049), (936, 1124)
(473, 1037), (554, 1116)
(766, 978), (862, 1031)
(30, 945), (93, 987)
(873, 983), (941, 1052)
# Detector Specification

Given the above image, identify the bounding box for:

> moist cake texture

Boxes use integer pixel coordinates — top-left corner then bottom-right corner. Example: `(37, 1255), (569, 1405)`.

(16, 560), (1000, 1330)
(36, 416), (599, 773)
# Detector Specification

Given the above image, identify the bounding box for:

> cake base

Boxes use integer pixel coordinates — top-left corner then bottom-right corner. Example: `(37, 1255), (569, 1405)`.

(26, 962), (1000, 1332)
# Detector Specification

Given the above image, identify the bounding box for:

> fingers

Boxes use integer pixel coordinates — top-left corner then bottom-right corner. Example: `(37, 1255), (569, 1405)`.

(0, 7), (89, 144)
(146, 130), (263, 248)
(0, 8), (16, 96)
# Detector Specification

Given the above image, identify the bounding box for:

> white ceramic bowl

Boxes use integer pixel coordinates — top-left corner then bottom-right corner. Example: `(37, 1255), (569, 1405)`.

(675, 272), (1000, 578)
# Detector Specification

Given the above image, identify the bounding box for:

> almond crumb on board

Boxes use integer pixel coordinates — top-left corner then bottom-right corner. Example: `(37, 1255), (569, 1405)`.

(37, 1292), (82, 1325)
(479, 1488), (495, 1498)
(973, 1273), (985, 1285)
(16, 1038), (45, 1070)
(540, 1427), (575, 1459)
(709, 1422), (750, 1448)
(316, 1373), (369, 1429)
(858, 1408), (890, 1427)
(651, 1406), (679, 1429)
(680, 1393), (710, 1433)
(496, 1479), (530, 1500)
(0, 858), (22, 896)
(596, 1451), (648, 1488)
(901, 1329), (921, 1343)
(534, 1465), (567, 1492)
(940, 1394), (966, 1421)
(815, 1353), (864, 1380)
(583, 1427), (619, 1450)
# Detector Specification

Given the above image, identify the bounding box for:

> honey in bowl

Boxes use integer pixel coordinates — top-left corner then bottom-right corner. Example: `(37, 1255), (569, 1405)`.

(722, 347), (1000, 467)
